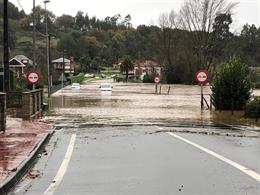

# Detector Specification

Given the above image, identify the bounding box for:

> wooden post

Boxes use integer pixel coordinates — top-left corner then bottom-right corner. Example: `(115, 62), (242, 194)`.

(155, 84), (158, 94)
(201, 84), (204, 109)
(167, 86), (171, 94)
(210, 95), (212, 111)
(159, 85), (162, 94)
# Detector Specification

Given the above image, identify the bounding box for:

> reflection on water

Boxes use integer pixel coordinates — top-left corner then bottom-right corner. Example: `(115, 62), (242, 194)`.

(49, 81), (260, 127)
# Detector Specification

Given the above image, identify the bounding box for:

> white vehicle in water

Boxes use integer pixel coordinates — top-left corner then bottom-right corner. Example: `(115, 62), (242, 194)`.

(71, 83), (81, 90)
(99, 83), (113, 91)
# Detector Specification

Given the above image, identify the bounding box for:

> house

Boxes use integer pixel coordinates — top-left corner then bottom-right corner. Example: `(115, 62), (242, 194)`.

(51, 57), (75, 84)
(134, 60), (164, 80)
(9, 55), (33, 77)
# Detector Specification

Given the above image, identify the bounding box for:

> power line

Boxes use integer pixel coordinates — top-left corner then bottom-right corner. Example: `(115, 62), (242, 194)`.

(16, 0), (25, 13)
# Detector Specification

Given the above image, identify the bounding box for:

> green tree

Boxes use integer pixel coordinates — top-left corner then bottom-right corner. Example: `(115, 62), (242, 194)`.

(120, 55), (134, 81)
(210, 13), (233, 60)
(211, 56), (252, 111)
(240, 24), (260, 67)
(55, 14), (75, 30)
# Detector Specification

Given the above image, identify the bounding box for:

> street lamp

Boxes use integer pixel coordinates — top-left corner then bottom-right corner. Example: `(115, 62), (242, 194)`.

(44, 0), (50, 97)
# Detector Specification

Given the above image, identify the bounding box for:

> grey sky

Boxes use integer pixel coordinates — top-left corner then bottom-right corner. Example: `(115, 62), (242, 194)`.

(10, 0), (260, 31)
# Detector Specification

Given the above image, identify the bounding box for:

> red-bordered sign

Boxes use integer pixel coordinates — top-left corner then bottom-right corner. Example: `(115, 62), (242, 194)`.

(195, 70), (208, 84)
(27, 71), (40, 85)
(154, 76), (160, 84)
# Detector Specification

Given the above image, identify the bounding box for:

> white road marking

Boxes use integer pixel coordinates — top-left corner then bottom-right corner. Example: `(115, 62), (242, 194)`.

(167, 132), (260, 182)
(44, 134), (77, 195)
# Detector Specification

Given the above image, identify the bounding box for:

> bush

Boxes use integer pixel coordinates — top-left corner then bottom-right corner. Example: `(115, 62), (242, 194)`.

(70, 73), (85, 84)
(253, 82), (260, 89)
(245, 97), (260, 119)
(211, 56), (252, 110)
(14, 76), (28, 92)
(143, 74), (154, 83)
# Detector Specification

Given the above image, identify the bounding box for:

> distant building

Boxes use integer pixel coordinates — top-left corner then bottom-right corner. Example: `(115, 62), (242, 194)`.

(134, 60), (164, 80)
(9, 55), (33, 77)
(51, 57), (75, 84)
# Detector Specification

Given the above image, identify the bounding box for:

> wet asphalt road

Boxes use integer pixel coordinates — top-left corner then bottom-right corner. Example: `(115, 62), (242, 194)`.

(10, 80), (260, 195)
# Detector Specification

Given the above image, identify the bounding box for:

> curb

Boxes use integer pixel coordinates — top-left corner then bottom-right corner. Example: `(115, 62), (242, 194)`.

(0, 130), (54, 195)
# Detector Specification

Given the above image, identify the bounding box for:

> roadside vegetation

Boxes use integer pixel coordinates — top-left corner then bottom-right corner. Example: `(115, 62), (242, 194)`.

(1, 0), (260, 121)
(1, 0), (260, 86)
(211, 57), (252, 111)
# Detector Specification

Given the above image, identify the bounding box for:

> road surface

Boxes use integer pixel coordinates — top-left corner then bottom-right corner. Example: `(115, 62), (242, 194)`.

(10, 80), (260, 195)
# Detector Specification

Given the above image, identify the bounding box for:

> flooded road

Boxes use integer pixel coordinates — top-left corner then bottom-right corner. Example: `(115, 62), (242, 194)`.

(49, 80), (260, 130)
(11, 80), (260, 195)
(50, 80), (213, 126)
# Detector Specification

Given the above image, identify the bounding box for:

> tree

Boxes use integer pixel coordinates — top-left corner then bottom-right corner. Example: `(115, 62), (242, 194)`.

(75, 11), (85, 30)
(179, 0), (237, 69)
(120, 55), (134, 81)
(240, 24), (260, 67)
(210, 13), (233, 60)
(55, 14), (75, 30)
(211, 56), (252, 111)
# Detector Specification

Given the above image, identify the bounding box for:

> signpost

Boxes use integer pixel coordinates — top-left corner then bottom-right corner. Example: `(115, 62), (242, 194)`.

(195, 70), (209, 109)
(154, 76), (160, 94)
(27, 71), (40, 85)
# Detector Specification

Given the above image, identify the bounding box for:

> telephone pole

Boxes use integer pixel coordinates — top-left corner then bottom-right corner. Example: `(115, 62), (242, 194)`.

(3, 0), (9, 92)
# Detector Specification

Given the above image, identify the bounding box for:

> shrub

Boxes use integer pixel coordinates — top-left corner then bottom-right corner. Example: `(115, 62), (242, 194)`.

(70, 73), (85, 84)
(245, 97), (260, 119)
(211, 56), (252, 110)
(143, 74), (154, 83)
(14, 76), (28, 92)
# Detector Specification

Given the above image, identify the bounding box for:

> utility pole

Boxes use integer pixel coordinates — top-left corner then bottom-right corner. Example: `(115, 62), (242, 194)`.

(32, 0), (36, 90)
(44, 0), (50, 97)
(3, 0), (9, 92)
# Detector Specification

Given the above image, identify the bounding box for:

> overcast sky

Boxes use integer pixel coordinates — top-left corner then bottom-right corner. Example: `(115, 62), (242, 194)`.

(9, 0), (260, 31)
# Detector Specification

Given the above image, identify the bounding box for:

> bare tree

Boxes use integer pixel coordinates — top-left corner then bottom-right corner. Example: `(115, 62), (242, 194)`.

(158, 10), (180, 68)
(179, 0), (237, 69)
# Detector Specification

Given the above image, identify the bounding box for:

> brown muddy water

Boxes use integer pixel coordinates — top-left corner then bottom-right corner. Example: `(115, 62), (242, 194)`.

(49, 80), (260, 128)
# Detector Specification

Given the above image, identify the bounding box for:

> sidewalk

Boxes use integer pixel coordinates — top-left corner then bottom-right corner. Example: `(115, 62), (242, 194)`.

(0, 117), (52, 194)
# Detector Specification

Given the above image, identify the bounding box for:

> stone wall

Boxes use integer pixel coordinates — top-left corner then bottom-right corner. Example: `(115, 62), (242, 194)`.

(0, 93), (6, 132)
(7, 89), (43, 120)
(16, 89), (43, 120)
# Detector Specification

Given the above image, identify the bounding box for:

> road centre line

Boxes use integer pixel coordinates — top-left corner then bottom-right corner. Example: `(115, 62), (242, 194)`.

(44, 134), (77, 195)
(167, 132), (260, 182)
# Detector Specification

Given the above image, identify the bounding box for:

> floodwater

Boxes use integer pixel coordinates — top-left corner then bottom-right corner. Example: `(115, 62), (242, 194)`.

(49, 80), (260, 128)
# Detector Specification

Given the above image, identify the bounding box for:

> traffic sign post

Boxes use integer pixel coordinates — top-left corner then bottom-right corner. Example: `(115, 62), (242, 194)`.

(195, 70), (209, 109)
(154, 76), (160, 94)
(27, 71), (40, 85)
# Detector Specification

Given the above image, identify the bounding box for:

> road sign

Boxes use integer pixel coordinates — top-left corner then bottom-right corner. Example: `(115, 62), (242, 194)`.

(154, 76), (160, 84)
(27, 71), (40, 85)
(195, 70), (208, 84)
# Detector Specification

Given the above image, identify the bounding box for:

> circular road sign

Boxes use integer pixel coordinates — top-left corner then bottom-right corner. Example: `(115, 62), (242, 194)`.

(27, 71), (40, 85)
(195, 70), (208, 84)
(154, 76), (160, 84)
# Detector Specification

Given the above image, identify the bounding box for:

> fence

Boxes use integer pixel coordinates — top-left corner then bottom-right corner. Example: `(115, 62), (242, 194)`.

(51, 81), (70, 94)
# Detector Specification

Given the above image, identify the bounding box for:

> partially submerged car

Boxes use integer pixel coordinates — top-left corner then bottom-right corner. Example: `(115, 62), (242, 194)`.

(71, 83), (81, 90)
(99, 83), (113, 91)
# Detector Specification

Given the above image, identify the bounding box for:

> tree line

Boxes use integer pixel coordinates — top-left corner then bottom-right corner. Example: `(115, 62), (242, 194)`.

(0, 0), (260, 84)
